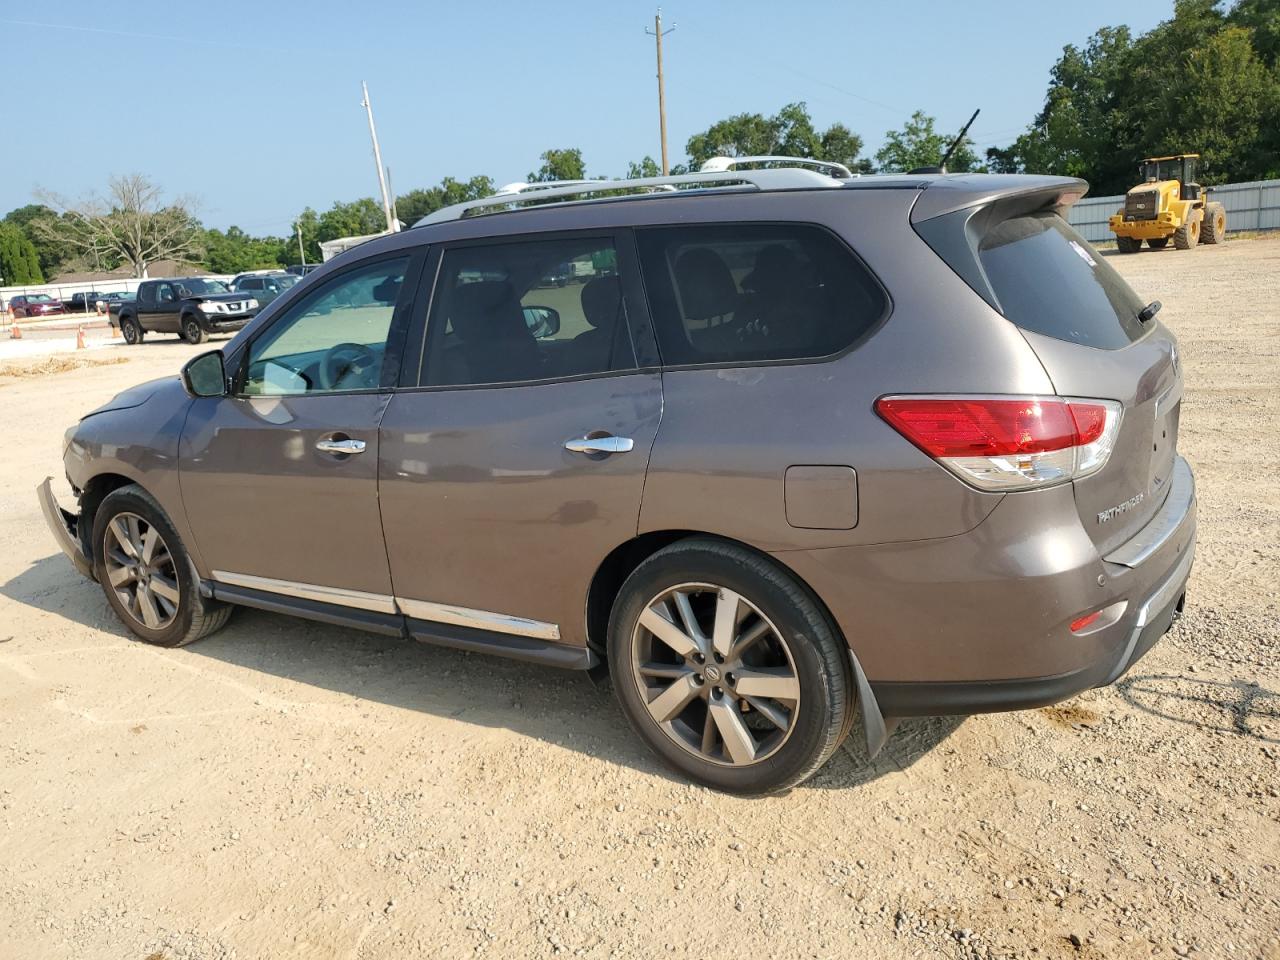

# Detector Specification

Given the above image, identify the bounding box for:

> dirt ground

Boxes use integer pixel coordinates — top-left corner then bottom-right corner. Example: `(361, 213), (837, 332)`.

(1, 237), (1278, 960)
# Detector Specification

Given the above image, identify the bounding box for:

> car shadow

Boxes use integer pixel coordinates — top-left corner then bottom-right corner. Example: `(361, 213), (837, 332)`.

(4, 553), (962, 791)
(1117, 672), (1280, 744)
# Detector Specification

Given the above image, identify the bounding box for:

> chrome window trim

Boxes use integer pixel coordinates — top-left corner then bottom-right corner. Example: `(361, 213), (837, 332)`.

(397, 598), (561, 642)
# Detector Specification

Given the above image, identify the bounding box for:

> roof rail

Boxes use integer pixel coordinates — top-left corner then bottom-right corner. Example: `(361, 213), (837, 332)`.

(699, 155), (857, 179)
(414, 167), (841, 226)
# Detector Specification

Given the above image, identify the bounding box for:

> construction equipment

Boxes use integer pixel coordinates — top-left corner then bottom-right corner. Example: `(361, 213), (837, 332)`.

(1109, 154), (1226, 252)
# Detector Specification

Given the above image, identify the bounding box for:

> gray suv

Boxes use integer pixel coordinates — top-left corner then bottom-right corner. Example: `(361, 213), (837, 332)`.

(38, 164), (1196, 794)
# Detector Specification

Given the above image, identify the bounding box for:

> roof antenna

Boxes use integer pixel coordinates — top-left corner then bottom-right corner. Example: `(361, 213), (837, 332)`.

(909, 108), (980, 175)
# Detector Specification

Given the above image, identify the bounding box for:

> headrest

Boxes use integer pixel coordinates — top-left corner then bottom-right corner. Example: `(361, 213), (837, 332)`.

(580, 277), (621, 329)
(673, 247), (738, 320)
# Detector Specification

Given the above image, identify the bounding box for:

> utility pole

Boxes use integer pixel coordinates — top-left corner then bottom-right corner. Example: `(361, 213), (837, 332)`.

(645, 10), (676, 175)
(360, 81), (397, 233)
(297, 223), (306, 266)
(386, 165), (400, 229)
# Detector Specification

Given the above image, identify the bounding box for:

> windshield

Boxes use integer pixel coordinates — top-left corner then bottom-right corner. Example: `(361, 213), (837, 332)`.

(1142, 159), (1185, 182)
(175, 278), (229, 296)
(28, 294), (53, 302)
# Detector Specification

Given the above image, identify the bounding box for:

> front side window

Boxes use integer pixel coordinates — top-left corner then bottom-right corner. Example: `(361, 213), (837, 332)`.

(423, 237), (634, 387)
(241, 256), (408, 396)
(635, 224), (887, 366)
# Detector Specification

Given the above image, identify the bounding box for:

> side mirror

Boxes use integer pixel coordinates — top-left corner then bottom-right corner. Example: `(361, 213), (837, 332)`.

(181, 350), (228, 398)
(523, 305), (561, 339)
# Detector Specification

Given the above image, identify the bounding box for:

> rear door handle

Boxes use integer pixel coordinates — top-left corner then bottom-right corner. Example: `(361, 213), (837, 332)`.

(564, 435), (634, 456)
(315, 438), (366, 455)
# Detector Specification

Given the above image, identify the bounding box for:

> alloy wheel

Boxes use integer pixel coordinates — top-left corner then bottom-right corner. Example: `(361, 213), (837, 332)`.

(630, 582), (800, 766)
(102, 512), (180, 629)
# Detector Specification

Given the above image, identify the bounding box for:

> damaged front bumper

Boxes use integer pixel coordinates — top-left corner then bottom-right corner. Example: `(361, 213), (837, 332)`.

(37, 477), (95, 581)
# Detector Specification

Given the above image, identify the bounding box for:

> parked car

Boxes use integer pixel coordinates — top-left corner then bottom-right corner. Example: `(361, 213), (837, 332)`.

(98, 292), (132, 318)
(230, 271), (298, 308)
(38, 163), (1196, 795)
(285, 264), (322, 277)
(66, 291), (104, 313)
(8, 293), (65, 318)
(114, 277), (259, 345)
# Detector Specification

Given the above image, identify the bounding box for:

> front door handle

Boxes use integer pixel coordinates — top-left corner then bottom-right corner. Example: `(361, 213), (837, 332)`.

(316, 437), (366, 455)
(564, 435), (634, 456)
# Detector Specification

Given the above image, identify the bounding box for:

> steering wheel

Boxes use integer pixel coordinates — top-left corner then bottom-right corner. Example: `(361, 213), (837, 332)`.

(319, 342), (378, 391)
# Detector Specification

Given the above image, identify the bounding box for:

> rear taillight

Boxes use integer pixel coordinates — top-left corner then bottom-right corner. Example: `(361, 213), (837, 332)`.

(875, 395), (1122, 491)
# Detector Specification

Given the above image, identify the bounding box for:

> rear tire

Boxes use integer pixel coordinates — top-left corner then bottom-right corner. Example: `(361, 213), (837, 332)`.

(608, 537), (855, 795)
(1173, 215), (1200, 250)
(120, 317), (143, 345)
(182, 315), (208, 345)
(1201, 202), (1226, 244)
(1147, 237), (1169, 249)
(1116, 236), (1142, 254)
(92, 484), (231, 647)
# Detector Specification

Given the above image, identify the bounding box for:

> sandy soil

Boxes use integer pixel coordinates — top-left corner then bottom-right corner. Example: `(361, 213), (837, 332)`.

(1, 239), (1277, 960)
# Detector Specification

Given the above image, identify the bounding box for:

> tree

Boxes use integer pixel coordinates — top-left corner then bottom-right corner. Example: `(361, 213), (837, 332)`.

(292, 208), (321, 265)
(34, 174), (200, 278)
(875, 110), (979, 173)
(0, 223), (44, 284)
(3, 204), (70, 277)
(203, 226), (289, 274)
(989, 1), (1280, 191)
(528, 148), (586, 182)
(625, 156), (661, 179)
(396, 175), (494, 223)
(684, 102), (869, 172)
(316, 199), (386, 246)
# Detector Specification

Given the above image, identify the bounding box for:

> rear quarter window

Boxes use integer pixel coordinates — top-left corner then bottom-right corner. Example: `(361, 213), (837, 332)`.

(635, 223), (887, 366)
(977, 213), (1146, 349)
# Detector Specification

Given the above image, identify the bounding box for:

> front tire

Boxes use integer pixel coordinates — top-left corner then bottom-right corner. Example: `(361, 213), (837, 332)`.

(120, 317), (143, 345)
(182, 315), (208, 344)
(1115, 235), (1142, 253)
(1173, 215), (1200, 250)
(608, 538), (855, 795)
(92, 484), (231, 647)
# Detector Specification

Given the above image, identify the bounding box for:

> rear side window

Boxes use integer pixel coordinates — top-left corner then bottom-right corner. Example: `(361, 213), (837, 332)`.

(635, 224), (887, 366)
(978, 213), (1146, 349)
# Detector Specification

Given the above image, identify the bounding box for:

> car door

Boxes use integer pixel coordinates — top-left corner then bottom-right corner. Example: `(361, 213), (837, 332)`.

(148, 281), (182, 332)
(378, 232), (662, 653)
(180, 249), (423, 609)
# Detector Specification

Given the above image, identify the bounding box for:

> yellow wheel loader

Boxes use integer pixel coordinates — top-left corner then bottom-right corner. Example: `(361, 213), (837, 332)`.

(1108, 154), (1226, 252)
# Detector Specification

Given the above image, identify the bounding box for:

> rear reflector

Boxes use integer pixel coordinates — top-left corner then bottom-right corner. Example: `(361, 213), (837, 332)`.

(1070, 611), (1102, 633)
(875, 395), (1122, 491)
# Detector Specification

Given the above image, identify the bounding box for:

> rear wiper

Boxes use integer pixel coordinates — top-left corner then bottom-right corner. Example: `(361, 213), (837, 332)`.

(1138, 300), (1162, 323)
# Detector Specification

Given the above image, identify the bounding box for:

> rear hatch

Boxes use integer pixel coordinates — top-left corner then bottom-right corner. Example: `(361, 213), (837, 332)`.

(914, 188), (1181, 555)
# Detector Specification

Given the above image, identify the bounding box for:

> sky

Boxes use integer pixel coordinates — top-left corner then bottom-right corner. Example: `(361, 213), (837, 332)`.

(1, 0), (1172, 234)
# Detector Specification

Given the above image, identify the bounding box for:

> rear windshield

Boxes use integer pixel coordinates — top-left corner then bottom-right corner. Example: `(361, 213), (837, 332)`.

(978, 213), (1146, 349)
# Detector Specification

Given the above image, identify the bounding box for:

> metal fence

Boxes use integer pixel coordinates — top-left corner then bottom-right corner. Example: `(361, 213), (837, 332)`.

(1068, 177), (1280, 242)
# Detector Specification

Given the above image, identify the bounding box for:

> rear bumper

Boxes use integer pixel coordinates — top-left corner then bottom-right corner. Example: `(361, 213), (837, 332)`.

(872, 537), (1193, 715)
(777, 456), (1197, 716)
(36, 477), (94, 580)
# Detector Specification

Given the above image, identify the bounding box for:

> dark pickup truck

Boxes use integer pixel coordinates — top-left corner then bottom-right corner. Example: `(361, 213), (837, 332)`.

(114, 277), (259, 345)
